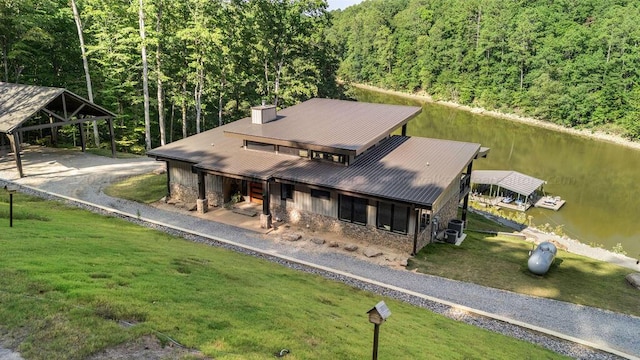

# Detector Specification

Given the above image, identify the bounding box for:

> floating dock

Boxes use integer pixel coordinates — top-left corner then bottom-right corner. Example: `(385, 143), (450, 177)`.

(534, 196), (565, 211)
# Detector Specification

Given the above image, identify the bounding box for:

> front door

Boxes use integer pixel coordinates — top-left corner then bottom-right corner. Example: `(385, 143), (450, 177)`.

(249, 182), (263, 204)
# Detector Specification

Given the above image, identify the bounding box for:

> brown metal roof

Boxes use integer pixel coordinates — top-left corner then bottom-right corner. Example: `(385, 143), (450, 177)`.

(150, 120), (480, 207)
(223, 98), (422, 155)
(0, 82), (115, 133)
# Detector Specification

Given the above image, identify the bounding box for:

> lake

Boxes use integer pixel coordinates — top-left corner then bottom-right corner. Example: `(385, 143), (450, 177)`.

(355, 87), (640, 257)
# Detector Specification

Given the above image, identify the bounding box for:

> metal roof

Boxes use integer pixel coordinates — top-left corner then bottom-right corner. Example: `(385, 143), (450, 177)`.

(471, 170), (545, 196)
(223, 98), (422, 155)
(0, 82), (115, 133)
(149, 115), (481, 207)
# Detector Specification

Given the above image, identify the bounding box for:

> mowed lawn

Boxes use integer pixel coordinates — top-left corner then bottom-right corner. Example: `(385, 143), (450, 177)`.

(0, 193), (567, 359)
(409, 213), (640, 317)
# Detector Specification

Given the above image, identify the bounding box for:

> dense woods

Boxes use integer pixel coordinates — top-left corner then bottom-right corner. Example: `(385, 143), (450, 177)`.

(2, 0), (640, 151)
(329, 0), (640, 139)
(1, 0), (339, 151)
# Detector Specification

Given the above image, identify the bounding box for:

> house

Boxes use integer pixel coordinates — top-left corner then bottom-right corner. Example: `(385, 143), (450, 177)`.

(147, 98), (488, 254)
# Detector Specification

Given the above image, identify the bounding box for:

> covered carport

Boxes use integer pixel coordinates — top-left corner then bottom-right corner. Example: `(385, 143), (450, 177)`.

(0, 82), (116, 177)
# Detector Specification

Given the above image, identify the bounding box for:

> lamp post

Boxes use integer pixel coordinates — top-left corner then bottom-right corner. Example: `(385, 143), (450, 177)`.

(367, 301), (391, 360)
(4, 185), (17, 227)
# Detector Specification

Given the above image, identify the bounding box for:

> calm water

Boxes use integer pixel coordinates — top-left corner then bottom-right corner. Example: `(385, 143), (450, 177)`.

(355, 88), (640, 257)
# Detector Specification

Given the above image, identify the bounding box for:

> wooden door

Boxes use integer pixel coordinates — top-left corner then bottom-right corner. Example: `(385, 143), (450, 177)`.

(249, 182), (263, 204)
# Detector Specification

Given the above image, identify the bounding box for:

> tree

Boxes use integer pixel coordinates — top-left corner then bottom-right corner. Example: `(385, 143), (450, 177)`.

(70, 0), (100, 147)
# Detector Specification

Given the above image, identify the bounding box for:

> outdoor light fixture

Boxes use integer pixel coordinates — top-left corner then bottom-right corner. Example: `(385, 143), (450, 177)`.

(367, 301), (391, 360)
(4, 184), (18, 227)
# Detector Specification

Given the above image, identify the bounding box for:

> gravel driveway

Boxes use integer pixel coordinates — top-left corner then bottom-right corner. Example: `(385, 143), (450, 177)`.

(1, 148), (639, 360)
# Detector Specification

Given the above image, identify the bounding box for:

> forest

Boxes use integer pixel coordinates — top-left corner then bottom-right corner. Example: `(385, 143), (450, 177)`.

(329, 0), (640, 139)
(2, 0), (639, 153)
(1, 0), (339, 151)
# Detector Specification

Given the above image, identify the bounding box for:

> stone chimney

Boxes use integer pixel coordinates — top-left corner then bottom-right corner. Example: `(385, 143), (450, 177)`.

(251, 101), (277, 124)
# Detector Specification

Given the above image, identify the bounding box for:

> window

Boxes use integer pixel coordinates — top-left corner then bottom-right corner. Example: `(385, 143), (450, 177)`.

(339, 194), (368, 225)
(311, 150), (345, 164)
(310, 189), (330, 200)
(281, 183), (294, 200)
(377, 201), (409, 234)
(279, 146), (307, 157)
(246, 141), (275, 152)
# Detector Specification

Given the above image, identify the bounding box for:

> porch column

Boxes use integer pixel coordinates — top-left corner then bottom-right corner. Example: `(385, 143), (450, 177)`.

(165, 161), (171, 198)
(196, 171), (208, 214)
(401, 124), (407, 136)
(9, 132), (23, 178)
(461, 162), (473, 224)
(412, 208), (420, 255)
(108, 118), (116, 157)
(260, 180), (272, 229)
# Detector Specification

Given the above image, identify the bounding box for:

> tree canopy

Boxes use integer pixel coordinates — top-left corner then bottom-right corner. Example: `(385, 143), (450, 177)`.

(1, 0), (339, 151)
(329, 0), (640, 140)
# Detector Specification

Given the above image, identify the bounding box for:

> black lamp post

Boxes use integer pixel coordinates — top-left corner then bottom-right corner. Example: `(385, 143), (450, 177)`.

(4, 185), (17, 227)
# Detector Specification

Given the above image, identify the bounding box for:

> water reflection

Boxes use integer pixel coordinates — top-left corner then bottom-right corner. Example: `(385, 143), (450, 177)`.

(355, 88), (640, 256)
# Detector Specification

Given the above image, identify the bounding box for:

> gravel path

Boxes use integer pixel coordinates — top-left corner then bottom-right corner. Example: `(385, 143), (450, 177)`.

(1, 149), (639, 360)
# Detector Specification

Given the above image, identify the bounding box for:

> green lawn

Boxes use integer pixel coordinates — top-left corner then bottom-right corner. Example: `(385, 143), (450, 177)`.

(0, 193), (567, 359)
(103, 173), (166, 204)
(409, 212), (640, 317)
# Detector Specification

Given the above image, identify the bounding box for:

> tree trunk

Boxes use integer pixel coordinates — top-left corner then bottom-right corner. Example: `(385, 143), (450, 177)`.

(218, 76), (224, 127)
(71, 0), (100, 147)
(182, 80), (187, 139)
(138, 0), (152, 150)
(194, 64), (203, 134)
(156, 1), (165, 146)
(2, 39), (8, 82)
(274, 60), (283, 107)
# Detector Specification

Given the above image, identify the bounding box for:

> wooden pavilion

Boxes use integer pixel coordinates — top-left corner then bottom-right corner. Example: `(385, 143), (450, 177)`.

(0, 82), (116, 177)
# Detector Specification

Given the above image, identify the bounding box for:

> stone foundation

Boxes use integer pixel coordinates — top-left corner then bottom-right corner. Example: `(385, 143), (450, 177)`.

(272, 204), (413, 254)
(169, 183), (223, 208)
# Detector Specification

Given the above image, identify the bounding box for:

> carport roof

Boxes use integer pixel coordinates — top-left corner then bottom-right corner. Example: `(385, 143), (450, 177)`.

(0, 82), (115, 133)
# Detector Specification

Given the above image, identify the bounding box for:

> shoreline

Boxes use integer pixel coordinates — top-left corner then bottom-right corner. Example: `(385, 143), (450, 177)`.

(353, 83), (640, 151)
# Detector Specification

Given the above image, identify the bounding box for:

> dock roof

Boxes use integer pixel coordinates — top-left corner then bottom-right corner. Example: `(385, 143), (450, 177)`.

(223, 98), (422, 156)
(471, 170), (545, 197)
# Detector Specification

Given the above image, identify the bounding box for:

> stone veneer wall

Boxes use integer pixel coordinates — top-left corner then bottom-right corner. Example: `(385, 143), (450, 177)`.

(272, 204), (413, 254)
(432, 194), (461, 236)
(170, 183), (223, 208)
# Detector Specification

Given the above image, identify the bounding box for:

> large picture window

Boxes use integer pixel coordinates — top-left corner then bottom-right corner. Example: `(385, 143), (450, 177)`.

(339, 194), (368, 225)
(377, 201), (409, 234)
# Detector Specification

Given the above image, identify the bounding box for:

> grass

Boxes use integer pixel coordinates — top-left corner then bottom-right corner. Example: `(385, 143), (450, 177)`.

(103, 173), (166, 204)
(85, 147), (143, 159)
(409, 212), (640, 317)
(0, 193), (567, 359)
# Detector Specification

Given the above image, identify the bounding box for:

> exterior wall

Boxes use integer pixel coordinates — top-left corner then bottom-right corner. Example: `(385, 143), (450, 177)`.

(432, 191), (461, 236)
(271, 184), (414, 253)
(168, 161), (224, 206)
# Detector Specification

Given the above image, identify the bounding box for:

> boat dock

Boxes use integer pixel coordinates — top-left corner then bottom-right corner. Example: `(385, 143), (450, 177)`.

(534, 196), (565, 211)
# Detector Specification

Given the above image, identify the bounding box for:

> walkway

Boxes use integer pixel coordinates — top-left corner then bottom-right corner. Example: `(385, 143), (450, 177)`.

(1, 149), (639, 359)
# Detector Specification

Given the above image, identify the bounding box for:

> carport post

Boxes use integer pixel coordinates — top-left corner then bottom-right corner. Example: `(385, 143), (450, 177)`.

(108, 118), (116, 158)
(9, 132), (23, 178)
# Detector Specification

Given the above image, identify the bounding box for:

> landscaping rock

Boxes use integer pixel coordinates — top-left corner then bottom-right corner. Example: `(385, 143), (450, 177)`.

(364, 248), (383, 258)
(344, 244), (358, 252)
(328, 242), (339, 248)
(187, 203), (197, 211)
(626, 273), (640, 290)
(399, 259), (409, 267)
(281, 233), (302, 242)
(310, 238), (326, 245)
